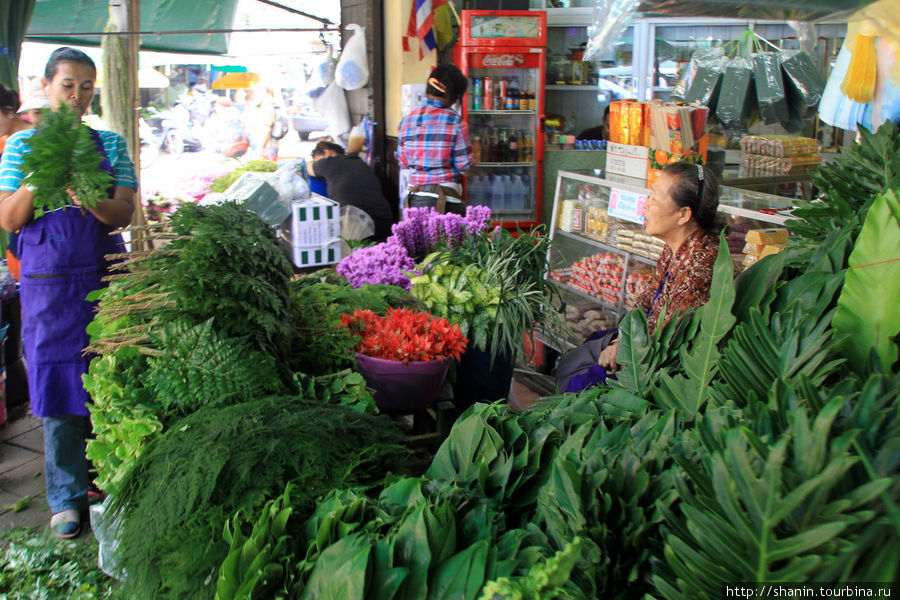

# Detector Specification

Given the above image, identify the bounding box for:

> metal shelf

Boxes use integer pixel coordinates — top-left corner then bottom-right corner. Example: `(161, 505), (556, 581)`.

(554, 230), (658, 266)
(547, 279), (620, 314)
(468, 110), (536, 115)
(546, 84), (598, 91)
(475, 161), (535, 168)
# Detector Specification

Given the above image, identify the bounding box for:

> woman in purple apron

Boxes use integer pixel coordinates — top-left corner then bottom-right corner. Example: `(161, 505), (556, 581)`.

(0, 48), (137, 538)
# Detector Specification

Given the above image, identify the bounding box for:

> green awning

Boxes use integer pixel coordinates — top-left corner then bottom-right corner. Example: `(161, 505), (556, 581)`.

(638, 0), (877, 20)
(25, 0), (239, 55)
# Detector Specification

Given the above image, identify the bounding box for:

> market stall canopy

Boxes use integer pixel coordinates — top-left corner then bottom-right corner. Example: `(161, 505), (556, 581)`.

(637, 0), (879, 20)
(211, 71), (261, 89)
(96, 66), (169, 88)
(25, 0), (240, 54)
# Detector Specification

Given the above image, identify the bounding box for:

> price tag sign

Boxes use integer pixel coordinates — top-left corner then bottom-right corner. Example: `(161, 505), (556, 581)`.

(608, 187), (647, 225)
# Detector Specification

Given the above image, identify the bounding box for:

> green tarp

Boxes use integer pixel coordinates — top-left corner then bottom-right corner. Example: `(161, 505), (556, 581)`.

(638, 0), (878, 20)
(25, 0), (239, 55)
(1, 0), (35, 89)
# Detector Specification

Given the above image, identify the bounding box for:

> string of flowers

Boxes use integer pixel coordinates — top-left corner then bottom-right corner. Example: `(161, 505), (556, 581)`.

(337, 206), (493, 289)
(341, 308), (469, 363)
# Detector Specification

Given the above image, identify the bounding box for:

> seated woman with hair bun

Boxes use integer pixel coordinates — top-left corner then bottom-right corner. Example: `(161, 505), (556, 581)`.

(556, 160), (738, 393)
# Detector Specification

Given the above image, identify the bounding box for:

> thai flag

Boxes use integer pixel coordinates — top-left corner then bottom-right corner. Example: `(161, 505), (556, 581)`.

(404, 0), (448, 58)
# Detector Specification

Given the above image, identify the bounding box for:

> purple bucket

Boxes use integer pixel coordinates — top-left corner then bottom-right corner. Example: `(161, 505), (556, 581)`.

(355, 353), (452, 413)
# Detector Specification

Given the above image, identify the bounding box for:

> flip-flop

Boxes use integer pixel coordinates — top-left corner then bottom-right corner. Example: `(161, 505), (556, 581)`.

(50, 509), (81, 539)
(87, 487), (106, 505)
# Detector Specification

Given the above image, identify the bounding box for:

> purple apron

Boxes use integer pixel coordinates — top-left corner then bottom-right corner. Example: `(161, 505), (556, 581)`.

(17, 130), (124, 417)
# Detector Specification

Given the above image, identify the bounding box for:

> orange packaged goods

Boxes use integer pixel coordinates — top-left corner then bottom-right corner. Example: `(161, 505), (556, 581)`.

(609, 100), (652, 146)
(647, 101), (709, 187)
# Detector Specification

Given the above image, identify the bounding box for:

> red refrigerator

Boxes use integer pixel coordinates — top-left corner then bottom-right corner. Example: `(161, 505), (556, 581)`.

(454, 10), (546, 229)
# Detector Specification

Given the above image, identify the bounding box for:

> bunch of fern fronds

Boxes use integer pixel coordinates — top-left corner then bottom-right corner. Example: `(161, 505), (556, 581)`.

(22, 106), (112, 216)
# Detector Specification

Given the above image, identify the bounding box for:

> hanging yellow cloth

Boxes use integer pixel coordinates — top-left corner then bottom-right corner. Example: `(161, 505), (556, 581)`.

(839, 0), (900, 104)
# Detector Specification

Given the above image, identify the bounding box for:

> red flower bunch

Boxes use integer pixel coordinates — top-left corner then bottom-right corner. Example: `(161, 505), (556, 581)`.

(341, 308), (469, 364)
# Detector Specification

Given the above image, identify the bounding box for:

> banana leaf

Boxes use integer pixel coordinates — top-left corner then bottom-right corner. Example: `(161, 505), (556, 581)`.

(832, 189), (900, 373)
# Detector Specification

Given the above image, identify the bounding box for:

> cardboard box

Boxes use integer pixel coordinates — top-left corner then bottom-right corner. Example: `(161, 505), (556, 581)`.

(284, 240), (342, 268)
(281, 194), (341, 248)
(745, 228), (789, 245)
(646, 134), (709, 188)
(606, 142), (650, 179)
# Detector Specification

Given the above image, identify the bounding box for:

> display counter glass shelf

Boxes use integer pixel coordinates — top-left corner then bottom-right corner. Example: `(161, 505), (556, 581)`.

(542, 168), (797, 348)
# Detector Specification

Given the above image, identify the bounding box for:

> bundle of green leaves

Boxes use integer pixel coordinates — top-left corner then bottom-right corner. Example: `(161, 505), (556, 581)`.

(208, 159), (278, 193)
(410, 226), (567, 365)
(22, 105), (113, 216)
(84, 203), (296, 496)
(219, 123), (900, 599)
(109, 393), (408, 600)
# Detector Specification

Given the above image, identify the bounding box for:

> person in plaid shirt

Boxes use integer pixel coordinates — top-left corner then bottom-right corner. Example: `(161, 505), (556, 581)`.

(397, 64), (473, 215)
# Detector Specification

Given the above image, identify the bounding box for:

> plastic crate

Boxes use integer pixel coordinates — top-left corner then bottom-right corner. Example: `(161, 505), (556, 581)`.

(281, 194), (340, 248)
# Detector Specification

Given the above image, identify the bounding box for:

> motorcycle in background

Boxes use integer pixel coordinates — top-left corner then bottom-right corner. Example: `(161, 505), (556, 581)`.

(138, 104), (203, 168)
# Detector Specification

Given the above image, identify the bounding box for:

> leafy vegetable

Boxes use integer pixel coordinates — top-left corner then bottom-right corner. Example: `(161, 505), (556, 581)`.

(21, 106), (113, 216)
(832, 189), (900, 373)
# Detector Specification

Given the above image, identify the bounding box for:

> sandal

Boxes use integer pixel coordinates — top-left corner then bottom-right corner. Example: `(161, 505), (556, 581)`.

(87, 486), (106, 505)
(50, 509), (81, 539)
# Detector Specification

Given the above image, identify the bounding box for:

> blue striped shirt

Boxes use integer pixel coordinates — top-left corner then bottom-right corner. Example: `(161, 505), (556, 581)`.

(0, 128), (138, 193)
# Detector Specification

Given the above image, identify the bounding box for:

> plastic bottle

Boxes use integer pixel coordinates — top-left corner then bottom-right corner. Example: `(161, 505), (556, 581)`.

(510, 173), (527, 210)
(482, 174), (493, 205)
(521, 172), (531, 208)
(467, 175), (481, 206)
(491, 174), (505, 211)
(471, 135), (482, 163)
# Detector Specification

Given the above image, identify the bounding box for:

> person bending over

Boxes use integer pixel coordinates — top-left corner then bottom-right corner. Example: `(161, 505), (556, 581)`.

(308, 141), (395, 241)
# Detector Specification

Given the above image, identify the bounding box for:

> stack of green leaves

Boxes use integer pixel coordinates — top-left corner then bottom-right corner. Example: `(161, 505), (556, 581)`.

(109, 394), (408, 600)
(22, 105), (113, 217)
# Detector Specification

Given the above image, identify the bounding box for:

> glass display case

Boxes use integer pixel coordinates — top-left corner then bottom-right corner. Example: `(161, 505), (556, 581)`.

(542, 168), (795, 349)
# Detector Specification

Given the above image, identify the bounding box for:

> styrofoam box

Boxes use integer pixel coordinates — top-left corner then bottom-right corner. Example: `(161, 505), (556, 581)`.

(281, 194), (341, 248)
(286, 240), (342, 268)
(606, 142), (650, 179)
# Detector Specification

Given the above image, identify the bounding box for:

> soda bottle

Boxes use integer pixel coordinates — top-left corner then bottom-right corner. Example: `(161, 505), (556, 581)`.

(508, 130), (519, 163)
(508, 77), (520, 110)
(471, 135), (482, 163)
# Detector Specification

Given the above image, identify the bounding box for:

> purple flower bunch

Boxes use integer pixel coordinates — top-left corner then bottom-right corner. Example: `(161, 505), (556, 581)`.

(337, 206), (493, 289)
(336, 239), (417, 290)
(391, 206), (493, 259)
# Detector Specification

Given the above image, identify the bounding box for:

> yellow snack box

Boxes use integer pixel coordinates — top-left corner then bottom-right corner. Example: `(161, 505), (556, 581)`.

(745, 228), (789, 245)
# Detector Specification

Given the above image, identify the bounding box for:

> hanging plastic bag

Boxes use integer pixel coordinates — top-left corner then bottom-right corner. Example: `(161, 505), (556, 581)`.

(335, 24), (370, 91)
(312, 81), (352, 138)
(715, 57), (756, 131)
(671, 47), (724, 103)
(685, 55), (726, 113)
(781, 49), (826, 118)
(307, 47), (335, 100)
(752, 52), (790, 124)
(583, 0), (640, 63)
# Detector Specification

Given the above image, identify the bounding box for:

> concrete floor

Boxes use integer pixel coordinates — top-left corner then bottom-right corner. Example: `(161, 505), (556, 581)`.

(0, 403), (50, 533)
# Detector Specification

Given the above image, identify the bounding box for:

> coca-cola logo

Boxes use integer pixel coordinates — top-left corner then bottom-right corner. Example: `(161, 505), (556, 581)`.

(482, 54), (525, 67)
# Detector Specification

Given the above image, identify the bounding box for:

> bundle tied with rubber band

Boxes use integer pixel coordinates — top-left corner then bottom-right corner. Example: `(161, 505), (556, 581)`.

(752, 52), (789, 124)
(21, 105), (113, 218)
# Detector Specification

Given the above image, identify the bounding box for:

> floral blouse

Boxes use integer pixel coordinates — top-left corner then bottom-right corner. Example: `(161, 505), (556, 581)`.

(636, 229), (737, 332)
